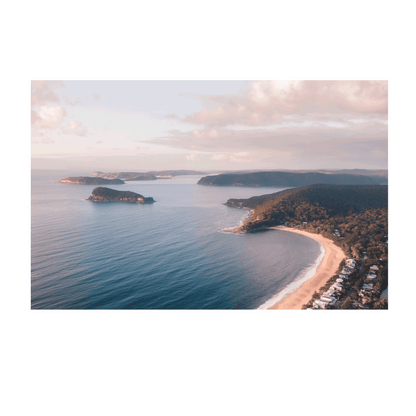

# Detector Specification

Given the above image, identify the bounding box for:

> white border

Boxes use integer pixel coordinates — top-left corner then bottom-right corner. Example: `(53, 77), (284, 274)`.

(15, 65), (404, 326)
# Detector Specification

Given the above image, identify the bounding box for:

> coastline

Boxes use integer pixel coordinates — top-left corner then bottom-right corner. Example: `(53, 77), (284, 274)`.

(265, 226), (346, 310)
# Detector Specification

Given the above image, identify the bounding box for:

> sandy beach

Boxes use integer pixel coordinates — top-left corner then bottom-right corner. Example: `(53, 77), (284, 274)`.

(268, 226), (346, 310)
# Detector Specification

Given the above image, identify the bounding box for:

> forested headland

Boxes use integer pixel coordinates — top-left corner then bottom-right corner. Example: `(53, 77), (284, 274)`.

(198, 171), (387, 187)
(226, 184), (388, 309)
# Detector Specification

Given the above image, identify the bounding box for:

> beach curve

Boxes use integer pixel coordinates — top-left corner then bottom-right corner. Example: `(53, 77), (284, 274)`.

(266, 226), (346, 310)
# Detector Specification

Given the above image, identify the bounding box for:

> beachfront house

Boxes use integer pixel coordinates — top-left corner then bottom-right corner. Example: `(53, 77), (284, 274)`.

(362, 283), (374, 290)
(324, 289), (336, 297)
(321, 295), (336, 303)
(314, 300), (328, 309)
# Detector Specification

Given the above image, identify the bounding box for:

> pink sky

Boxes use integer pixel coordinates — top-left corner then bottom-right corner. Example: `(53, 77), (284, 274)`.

(31, 80), (387, 171)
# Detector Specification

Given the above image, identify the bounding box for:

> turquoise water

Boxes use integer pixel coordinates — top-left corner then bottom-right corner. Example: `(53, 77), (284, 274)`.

(31, 170), (321, 309)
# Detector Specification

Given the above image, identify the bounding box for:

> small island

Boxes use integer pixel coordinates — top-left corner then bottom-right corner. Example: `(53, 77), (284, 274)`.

(59, 176), (125, 185)
(87, 187), (155, 204)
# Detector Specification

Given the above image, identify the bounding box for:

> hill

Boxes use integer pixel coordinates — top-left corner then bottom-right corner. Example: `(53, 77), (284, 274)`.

(198, 171), (386, 187)
(228, 184), (388, 261)
(59, 177), (125, 185)
(87, 187), (155, 203)
(92, 172), (157, 180)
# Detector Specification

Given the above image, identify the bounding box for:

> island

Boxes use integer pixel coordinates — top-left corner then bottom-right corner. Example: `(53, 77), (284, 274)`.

(92, 172), (157, 181)
(225, 184), (388, 310)
(86, 187), (155, 203)
(59, 176), (125, 185)
(198, 171), (387, 187)
(92, 170), (208, 180)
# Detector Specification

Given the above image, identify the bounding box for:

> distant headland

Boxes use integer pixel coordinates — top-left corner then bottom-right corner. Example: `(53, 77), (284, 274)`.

(93, 170), (207, 181)
(59, 176), (125, 185)
(198, 171), (387, 187)
(87, 187), (155, 204)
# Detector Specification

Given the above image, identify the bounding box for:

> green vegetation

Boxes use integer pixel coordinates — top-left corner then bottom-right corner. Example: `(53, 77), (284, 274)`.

(199, 171), (387, 187)
(59, 176), (125, 185)
(87, 187), (155, 203)
(227, 184), (388, 310)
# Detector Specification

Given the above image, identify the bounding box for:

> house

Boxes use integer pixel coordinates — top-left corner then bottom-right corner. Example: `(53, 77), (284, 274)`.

(324, 289), (336, 297)
(321, 295), (336, 303)
(362, 283), (374, 290)
(314, 300), (328, 309)
(336, 278), (344, 283)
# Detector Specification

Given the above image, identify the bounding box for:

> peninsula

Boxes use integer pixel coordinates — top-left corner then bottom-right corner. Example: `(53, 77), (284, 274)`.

(225, 184), (388, 310)
(59, 176), (125, 185)
(87, 187), (155, 203)
(93, 172), (157, 181)
(92, 170), (208, 180)
(198, 171), (387, 187)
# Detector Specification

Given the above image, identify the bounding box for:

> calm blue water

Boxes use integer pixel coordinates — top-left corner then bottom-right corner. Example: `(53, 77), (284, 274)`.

(31, 170), (321, 309)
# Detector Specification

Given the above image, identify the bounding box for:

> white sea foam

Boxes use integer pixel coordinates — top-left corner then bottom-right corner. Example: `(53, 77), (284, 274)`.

(257, 240), (326, 309)
(220, 209), (253, 233)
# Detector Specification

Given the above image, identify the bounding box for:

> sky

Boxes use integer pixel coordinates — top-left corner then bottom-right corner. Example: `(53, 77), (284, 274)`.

(31, 80), (388, 171)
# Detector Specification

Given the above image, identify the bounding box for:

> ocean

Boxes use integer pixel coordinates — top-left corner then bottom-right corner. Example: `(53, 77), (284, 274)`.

(31, 170), (322, 309)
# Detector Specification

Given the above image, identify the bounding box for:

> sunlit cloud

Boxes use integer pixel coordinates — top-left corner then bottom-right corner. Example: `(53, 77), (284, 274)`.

(173, 80), (387, 127)
(186, 153), (201, 161)
(33, 105), (67, 129)
(61, 120), (88, 137)
(211, 152), (254, 163)
(31, 80), (388, 170)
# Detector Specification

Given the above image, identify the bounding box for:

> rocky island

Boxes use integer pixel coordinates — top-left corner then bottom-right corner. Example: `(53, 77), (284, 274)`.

(87, 187), (155, 204)
(59, 176), (125, 185)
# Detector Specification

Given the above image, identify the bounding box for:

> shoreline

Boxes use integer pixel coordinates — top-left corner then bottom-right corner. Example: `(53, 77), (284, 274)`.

(265, 226), (346, 310)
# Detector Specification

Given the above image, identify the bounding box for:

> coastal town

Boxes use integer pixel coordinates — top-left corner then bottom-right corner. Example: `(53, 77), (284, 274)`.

(304, 257), (387, 310)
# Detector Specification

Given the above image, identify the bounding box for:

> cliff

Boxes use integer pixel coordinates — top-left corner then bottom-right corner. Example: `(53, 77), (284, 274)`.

(59, 177), (125, 185)
(86, 187), (155, 203)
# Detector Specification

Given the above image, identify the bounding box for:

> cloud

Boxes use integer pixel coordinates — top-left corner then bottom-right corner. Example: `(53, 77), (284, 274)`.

(33, 105), (67, 129)
(96, 140), (103, 144)
(150, 115), (387, 153)
(172, 81), (388, 127)
(40, 137), (55, 145)
(211, 152), (253, 163)
(92, 93), (100, 101)
(186, 153), (201, 161)
(31, 81), (65, 107)
(31, 129), (44, 138)
(61, 120), (88, 136)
